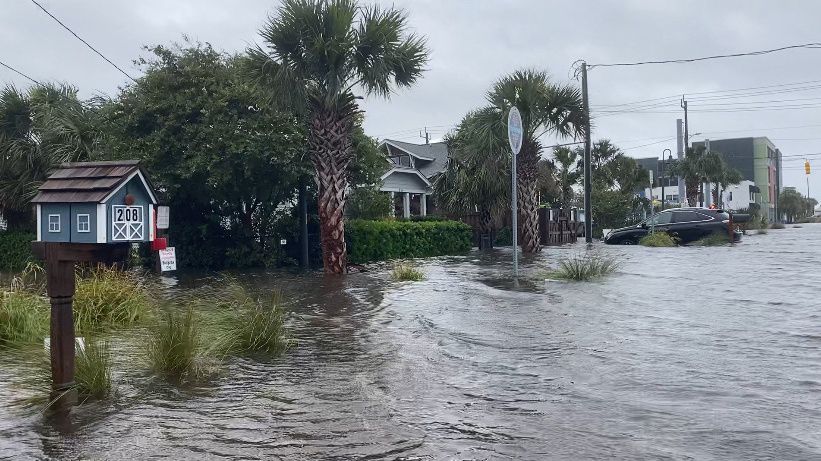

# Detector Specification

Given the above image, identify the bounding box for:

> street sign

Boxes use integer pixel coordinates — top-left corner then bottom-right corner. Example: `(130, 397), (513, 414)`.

(157, 206), (170, 229)
(507, 106), (523, 156)
(158, 247), (177, 272)
(507, 106), (522, 278)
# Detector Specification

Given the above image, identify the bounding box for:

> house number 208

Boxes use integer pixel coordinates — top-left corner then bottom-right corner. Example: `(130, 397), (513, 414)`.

(115, 207), (141, 222)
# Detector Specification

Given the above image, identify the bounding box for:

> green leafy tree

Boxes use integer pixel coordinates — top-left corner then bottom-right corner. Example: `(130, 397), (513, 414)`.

(101, 42), (306, 268)
(669, 146), (706, 206)
(433, 108), (510, 237)
(779, 188), (806, 223)
(536, 158), (562, 207)
(0, 83), (102, 230)
(247, 0), (428, 274)
(552, 146), (581, 211)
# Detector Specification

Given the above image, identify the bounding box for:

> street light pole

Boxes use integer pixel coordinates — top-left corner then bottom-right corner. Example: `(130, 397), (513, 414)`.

(661, 148), (671, 210)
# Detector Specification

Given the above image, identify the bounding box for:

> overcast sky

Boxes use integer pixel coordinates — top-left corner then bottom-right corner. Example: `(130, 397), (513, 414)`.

(2, 0), (820, 194)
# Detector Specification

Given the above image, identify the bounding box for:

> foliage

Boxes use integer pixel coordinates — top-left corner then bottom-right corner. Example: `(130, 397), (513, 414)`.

(779, 188), (814, 223)
(75, 340), (113, 401)
(694, 233), (730, 246)
(147, 307), (210, 383)
(347, 186), (392, 220)
(537, 158), (562, 207)
(494, 227), (513, 246)
(592, 188), (646, 238)
(346, 219), (472, 263)
(547, 253), (618, 281)
(209, 281), (292, 355)
(101, 41), (306, 269)
(668, 146), (742, 207)
(0, 231), (35, 271)
(640, 232), (678, 247)
(74, 267), (152, 332)
(391, 263), (424, 281)
(248, 0), (429, 273)
(0, 291), (48, 346)
(552, 146), (580, 210)
(0, 84), (103, 230)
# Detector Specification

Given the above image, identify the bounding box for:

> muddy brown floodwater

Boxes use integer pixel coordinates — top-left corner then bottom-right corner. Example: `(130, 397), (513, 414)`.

(1, 224), (821, 460)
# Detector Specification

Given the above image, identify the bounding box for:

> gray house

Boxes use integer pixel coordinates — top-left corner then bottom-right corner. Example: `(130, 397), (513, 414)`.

(378, 139), (449, 218)
(32, 160), (158, 244)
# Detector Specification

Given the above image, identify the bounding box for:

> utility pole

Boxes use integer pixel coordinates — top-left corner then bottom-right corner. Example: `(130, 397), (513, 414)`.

(681, 97), (689, 151)
(703, 138), (711, 208)
(661, 148), (671, 211)
(581, 62), (593, 243)
(420, 126), (430, 145)
(299, 181), (309, 270)
(676, 119), (685, 205)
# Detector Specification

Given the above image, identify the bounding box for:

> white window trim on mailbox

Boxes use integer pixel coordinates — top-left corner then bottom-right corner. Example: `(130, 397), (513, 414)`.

(77, 214), (90, 233)
(48, 214), (61, 233)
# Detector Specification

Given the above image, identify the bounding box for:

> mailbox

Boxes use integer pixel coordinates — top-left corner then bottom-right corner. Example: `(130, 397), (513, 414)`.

(31, 160), (158, 244)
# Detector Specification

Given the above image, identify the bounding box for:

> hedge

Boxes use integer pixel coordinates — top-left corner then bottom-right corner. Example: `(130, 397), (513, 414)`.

(0, 231), (35, 271)
(346, 219), (472, 263)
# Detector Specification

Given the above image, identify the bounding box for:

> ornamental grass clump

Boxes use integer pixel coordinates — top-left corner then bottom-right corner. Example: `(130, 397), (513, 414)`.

(74, 266), (152, 332)
(391, 263), (425, 282)
(147, 308), (209, 383)
(74, 340), (113, 401)
(0, 291), (48, 347)
(694, 233), (730, 246)
(548, 254), (619, 281)
(756, 228), (768, 235)
(639, 232), (678, 247)
(210, 281), (292, 356)
(770, 222), (786, 229)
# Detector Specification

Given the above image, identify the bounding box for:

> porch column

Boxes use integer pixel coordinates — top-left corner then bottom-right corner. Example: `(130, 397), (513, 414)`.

(390, 192), (395, 217)
(420, 194), (427, 217)
(403, 192), (410, 218)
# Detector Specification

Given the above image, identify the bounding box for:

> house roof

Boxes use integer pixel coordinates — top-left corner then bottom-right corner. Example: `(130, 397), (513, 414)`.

(382, 139), (449, 178)
(31, 160), (157, 204)
(380, 166), (432, 187)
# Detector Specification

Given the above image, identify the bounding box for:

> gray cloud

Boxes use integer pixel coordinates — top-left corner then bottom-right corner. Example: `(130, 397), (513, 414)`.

(2, 0), (819, 193)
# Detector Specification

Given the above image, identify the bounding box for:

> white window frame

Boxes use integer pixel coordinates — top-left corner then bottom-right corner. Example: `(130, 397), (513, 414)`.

(77, 214), (91, 233)
(48, 214), (61, 233)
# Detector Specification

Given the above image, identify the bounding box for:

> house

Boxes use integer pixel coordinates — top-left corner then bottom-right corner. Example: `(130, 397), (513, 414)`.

(378, 139), (449, 218)
(31, 160), (158, 244)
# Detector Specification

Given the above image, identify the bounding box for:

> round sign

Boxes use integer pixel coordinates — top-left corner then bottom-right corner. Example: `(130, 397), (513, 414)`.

(507, 106), (523, 156)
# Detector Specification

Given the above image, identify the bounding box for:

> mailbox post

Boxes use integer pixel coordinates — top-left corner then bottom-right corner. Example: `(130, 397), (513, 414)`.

(30, 160), (158, 400)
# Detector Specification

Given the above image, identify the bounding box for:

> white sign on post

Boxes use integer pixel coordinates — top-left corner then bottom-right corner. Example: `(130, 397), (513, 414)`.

(158, 247), (177, 272)
(507, 106), (523, 278)
(157, 206), (170, 230)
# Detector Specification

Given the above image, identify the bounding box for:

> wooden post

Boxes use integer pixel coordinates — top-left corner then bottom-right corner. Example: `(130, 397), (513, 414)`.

(45, 255), (76, 391)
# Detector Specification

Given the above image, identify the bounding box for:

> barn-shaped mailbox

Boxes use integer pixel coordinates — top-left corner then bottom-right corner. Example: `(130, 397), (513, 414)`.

(32, 160), (158, 244)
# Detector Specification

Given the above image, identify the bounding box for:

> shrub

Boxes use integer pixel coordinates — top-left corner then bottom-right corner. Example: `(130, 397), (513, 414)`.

(547, 254), (618, 281)
(74, 267), (152, 332)
(770, 222), (786, 229)
(211, 282), (292, 355)
(391, 263), (424, 281)
(346, 219), (472, 263)
(0, 291), (49, 346)
(347, 187), (393, 220)
(694, 233), (730, 246)
(0, 232), (35, 271)
(494, 227), (513, 246)
(75, 340), (113, 401)
(639, 232), (678, 247)
(147, 308), (208, 383)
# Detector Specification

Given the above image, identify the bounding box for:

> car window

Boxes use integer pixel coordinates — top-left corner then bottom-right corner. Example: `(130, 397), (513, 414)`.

(648, 211), (673, 225)
(673, 211), (711, 223)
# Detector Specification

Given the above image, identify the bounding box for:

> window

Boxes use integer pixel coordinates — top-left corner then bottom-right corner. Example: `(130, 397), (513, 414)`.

(673, 211), (711, 223)
(48, 214), (60, 233)
(648, 211), (673, 225)
(77, 214), (90, 233)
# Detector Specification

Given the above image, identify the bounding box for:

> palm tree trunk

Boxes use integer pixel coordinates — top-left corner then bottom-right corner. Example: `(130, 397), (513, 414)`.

(517, 141), (540, 254)
(309, 109), (354, 274)
(685, 177), (699, 206)
(479, 207), (493, 248)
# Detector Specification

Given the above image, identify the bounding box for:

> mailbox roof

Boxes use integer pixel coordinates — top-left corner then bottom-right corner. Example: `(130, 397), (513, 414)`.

(31, 160), (157, 204)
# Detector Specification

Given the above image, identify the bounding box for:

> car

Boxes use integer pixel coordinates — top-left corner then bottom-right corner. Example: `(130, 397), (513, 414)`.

(603, 207), (749, 245)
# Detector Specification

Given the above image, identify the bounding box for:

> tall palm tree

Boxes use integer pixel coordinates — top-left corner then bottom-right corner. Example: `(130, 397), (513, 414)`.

(471, 70), (586, 253)
(433, 108), (510, 238)
(669, 146), (706, 206)
(552, 146), (581, 212)
(248, 0), (428, 274)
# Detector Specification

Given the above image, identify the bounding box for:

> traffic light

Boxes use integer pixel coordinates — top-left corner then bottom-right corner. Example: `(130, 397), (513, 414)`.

(805, 160), (811, 175)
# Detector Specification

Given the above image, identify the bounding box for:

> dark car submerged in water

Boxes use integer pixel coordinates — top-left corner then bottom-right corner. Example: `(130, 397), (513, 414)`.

(604, 208), (749, 245)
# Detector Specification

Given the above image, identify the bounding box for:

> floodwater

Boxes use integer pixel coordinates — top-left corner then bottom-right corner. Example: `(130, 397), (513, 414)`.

(2, 224), (821, 460)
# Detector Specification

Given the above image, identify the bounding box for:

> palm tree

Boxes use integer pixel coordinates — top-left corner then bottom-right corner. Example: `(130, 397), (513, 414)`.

(552, 146), (581, 212)
(470, 70), (586, 253)
(433, 108), (509, 239)
(669, 146), (706, 206)
(248, 0), (428, 274)
(0, 83), (100, 230)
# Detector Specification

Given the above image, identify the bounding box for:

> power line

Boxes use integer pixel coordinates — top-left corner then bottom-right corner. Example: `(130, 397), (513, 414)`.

(0, 59), (40, 84)
(29, 0), (137, 83)
(588, 42), (821, 69)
